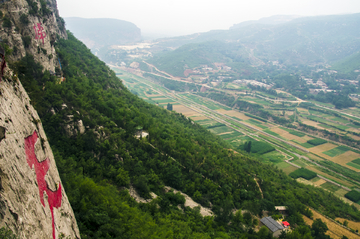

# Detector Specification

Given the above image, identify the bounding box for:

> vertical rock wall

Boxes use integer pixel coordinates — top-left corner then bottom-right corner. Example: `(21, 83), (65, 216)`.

(0, 0), (67, 72)
(0, 0), (80, 238)
(0, 75), (80, 238)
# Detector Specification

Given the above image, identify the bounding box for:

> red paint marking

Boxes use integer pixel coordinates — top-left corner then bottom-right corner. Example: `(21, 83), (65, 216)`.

(33, 23), (46, 45)
(25, 131), (62, 239)
(0, 54), (6, 81)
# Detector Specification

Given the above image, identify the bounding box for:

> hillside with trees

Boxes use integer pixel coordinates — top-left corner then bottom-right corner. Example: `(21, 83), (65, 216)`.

(10, 30), (360, 238)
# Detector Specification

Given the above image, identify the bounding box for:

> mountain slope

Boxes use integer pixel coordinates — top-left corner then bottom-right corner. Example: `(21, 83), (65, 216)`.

(148, 13), (360, 72)
(12, 30), (360, 238)
(65, 17), (141, 49)
(2, 1), (360, 237)
(0, 0), (79, 238)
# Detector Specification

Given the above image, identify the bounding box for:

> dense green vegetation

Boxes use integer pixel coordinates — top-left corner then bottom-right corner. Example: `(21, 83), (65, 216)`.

(0, 227), (18, 239)
(307, 138), (327, 146)
(345, 190), (360, 203)
(289, 168), (317, 180)
(317, 160), (360, 185)
(12, 32), (360, 238)
(352, 158), (360, 166)
(239, 140), (276, 155)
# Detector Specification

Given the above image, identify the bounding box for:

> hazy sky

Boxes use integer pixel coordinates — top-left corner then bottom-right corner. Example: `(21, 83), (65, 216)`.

(57, 0), (360, 36)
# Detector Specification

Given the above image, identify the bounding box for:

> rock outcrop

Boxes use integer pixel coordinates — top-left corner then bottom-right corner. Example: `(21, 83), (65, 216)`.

(0, 0), (67, 72)
(0, 76), (80, 238)
(0, 0), (80, 238)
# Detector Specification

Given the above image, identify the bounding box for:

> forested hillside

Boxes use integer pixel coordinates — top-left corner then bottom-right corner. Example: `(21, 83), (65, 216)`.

(146, 13), (360, 77)
(12, 32), (360, 238)
(65, 17), (141, 50)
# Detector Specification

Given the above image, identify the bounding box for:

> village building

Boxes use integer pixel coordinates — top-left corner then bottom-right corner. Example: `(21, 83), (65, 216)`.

(275, 206), (288, 216)
(260, 216), (286, 237)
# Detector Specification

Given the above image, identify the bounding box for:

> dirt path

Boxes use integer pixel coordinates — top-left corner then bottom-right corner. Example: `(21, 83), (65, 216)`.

(254, 178), (264, 199)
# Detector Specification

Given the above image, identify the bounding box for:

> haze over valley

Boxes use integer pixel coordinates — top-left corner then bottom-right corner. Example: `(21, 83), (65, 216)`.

(2, 0), (360, 238)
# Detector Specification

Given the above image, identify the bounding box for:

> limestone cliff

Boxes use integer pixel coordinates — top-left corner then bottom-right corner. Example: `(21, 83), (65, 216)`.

(0, 73), (80, 238)
(0, 0), (80, 238)
(0, 0), (67, 72)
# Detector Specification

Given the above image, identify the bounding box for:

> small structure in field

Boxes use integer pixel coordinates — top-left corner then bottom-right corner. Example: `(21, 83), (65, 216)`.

(260, 216), (285, 237)
(275, 206), (288, 216)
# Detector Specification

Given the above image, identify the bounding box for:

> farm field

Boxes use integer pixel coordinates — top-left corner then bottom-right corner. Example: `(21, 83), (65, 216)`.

(303, 209), (360, 239)
(115, 66), (360, 207)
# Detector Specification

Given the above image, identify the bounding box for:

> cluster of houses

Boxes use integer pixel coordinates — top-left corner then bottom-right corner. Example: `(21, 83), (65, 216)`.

(260, 206), (291, 237)
(234, 79), (273, 89)
(304, 78), (337, 94)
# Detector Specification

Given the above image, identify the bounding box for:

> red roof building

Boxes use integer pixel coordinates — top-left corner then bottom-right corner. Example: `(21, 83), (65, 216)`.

(282, 221), (290, 227)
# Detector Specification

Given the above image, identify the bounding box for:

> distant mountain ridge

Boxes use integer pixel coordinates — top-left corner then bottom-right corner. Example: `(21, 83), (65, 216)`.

(146, 13), (360, 76)
(65, 17), (141, 49)
(230, 15), (302, 29)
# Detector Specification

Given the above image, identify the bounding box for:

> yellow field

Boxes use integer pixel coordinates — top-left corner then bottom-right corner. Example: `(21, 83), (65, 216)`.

(270, 127), (307, 142)
(336, 218), (360, 233)
(309, 143), (338, 159)
(314, 178), (327, 186)
(144, 93), (163, 97)
(216, 110), (252, 121)
(307, 153), (325, 162)
(296, 178), (315, 186)
(334, 188), (349, 198)
(303, 209), (360, 239)
(297, 108), (310, 114)
(152, 97), (170, 101)
(191, 115), (210, 121)
(331, 151), (360, 172)
(302, 135), (314, 141)
(281, 164), (298, 174)
(349, 134), (360, 141)
(217, 131), (234, 135)
(305, 166), (353, 187)
(173, 105), (199, 117)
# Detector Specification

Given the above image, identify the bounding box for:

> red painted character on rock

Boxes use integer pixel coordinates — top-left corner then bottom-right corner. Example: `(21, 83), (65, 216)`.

(33, 23), (47, 45)
(25, 131), (62, 239)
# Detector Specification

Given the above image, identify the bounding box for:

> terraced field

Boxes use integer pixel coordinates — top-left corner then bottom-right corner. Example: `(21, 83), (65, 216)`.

(113, 66), (360, 208)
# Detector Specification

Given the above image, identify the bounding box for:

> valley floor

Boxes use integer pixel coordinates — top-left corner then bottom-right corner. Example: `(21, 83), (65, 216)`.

(110, 65), (360, 211)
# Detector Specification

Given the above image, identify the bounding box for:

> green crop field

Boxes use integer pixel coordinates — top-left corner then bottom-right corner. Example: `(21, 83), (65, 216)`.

(346, 162), (360, 170)
(323, 146), (351, 157)
(351, 158), (360, 165)
(248, 141), (275, 154)
(154, 99), (176, 104)
(219, 131), (244, 139)
(347, 158), (360, 170)
(291, 140), (314, 148)
(318, 124), (333, 129)
(263, 129), (281, 137)
(195, 119), (219, 127)
(184, 94), (223, 110)
(209, 126), (234, 135)
(330, 117), (350, 124)
(345, 190), (360, 203)
(260, 151), (286, 164)
(289, 168), (317, 180)
(149, 95), (167, 98)
(321, 182), (341, 192)
(289, 130), (306, 137)
(307, 138), (327, 146)
(246, 119), (268, 129)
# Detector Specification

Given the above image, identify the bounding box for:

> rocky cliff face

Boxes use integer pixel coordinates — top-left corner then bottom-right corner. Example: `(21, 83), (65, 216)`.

(0, 75), (80, 239)
(0, 0), (80, 238)
(0, 0), (67, 72)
